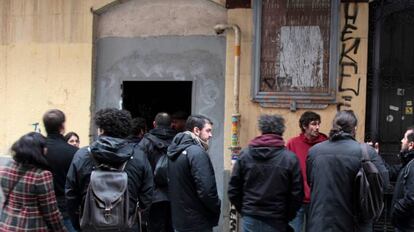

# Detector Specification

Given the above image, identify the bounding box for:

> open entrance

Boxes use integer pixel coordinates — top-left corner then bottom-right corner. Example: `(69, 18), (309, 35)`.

(122, 81), (192, 129)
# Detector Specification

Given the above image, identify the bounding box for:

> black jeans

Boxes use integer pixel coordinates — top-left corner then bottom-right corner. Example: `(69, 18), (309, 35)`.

(148, 201), (173, 232)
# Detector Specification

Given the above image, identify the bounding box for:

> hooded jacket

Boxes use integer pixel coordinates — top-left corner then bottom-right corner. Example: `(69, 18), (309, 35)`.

(391, 150), (414, 231)
(306, 133), (388, 232)
(167, 132), (221, 232)
(287, 133), (327, 203)
(228, 134), (304, 231)
(65, 136), (153, 231)
(138, 127), (176, 203)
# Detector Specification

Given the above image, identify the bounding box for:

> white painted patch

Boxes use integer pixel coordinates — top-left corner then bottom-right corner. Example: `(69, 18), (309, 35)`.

(278, 26), (324, 89)
(389, 105), (399, 111)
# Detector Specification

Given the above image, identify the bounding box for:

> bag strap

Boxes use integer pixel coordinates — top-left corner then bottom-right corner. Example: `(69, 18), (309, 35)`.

(360, 143), (370, 161)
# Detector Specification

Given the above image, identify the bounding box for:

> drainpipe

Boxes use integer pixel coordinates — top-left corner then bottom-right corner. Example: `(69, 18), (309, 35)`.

(214, 23), (241, 232)
(214, 24), (242, 160)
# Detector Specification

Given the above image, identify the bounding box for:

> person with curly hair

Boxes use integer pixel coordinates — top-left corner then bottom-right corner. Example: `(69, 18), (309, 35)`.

(228, 114), (303, 232)
(65, 108), (153, 231)
(0, 132), (67, 231)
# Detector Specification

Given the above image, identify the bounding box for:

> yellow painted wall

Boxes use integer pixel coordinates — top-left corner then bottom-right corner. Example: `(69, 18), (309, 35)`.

(0, 0), (226, 155)
(0, 0), (111, 155)
(223, 3), (369, 170)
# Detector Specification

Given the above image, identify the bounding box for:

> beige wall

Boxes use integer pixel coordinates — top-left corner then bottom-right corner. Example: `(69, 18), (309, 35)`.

(0, 0), (225, 155)
(223, 3), (369, 170)
(0, 0), (109, 155)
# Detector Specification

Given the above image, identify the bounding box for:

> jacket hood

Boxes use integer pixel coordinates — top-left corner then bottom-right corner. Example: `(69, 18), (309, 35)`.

(144, 127), (176, 150)
(299, 133), (328, 145)
(149, 127), (177, 141)
(167, 132), (198, 160)
(400, 149), (414, 166)
(90, 136), (133, 165)
(248, 134), (285, 160)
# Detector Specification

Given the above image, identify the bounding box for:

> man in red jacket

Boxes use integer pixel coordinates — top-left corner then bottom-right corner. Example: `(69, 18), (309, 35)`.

(287, 111), (327, 232)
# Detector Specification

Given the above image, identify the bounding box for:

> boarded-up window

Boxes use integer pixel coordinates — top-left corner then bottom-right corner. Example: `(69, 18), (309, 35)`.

(252, 0), (340, 109)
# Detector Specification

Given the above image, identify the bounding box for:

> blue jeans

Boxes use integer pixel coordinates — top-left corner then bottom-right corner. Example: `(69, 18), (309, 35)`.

(63, 218), (78, 232)
(243, 215), (282, 232)
(289, 204), (308, 232)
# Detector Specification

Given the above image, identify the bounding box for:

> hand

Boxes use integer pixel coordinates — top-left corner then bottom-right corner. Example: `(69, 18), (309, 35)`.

(366, 141), (379, 153)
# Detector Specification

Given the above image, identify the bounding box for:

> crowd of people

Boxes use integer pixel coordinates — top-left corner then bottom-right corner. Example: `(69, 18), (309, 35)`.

(0, 108), (413, 232)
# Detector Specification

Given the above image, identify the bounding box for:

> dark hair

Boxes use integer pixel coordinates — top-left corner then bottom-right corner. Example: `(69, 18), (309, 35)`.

(299, 111), (321, 132)
(171, 111), (188, 120)
(154, 112), (171, 128)
(94, 108), (132, 139)
(329, 110), (358, 138)
(185, 114), (213, 131)
(406, 126), (414, 143)
(11, 132), (49, 170)
(258, 114), (285, 135)
(43, 109), (65, 134)
(64, 132), (79, 142)
(131, 117), (147, 136)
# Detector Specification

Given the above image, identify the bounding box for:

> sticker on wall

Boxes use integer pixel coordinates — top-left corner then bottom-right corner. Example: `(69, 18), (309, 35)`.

(406, 107), (413, 115)
(386, 115), (394, 122)
(407, 101), (412, 106)
(389, 105), (399, 111)
(397, 88), (405, 96)
(402, 116), (405, 120)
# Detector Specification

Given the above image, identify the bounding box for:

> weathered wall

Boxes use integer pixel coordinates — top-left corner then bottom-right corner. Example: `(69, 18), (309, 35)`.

(0, 0), (108, 155)
(223, 2), (369, 171)
(0, 0), (226, 156)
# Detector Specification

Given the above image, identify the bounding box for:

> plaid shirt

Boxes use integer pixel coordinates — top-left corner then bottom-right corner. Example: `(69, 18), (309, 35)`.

(0, 161), (67, 232)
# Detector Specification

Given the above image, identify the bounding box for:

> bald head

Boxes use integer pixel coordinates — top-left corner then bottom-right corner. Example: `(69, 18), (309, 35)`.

(154, 112), (171, 128)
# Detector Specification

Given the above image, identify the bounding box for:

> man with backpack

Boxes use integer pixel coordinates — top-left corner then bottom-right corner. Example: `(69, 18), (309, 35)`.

(139, 112), (176, 232)
(306, 110), (388, 232)
(167, 115), (221, 232)
(65, 108), (153, 231)
(391, 126), (414, 231)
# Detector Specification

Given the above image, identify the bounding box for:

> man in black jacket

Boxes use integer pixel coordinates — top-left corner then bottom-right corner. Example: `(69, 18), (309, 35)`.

(43, 109), (78, 232)
(392, 126), (414, 232)
(65, 108), (153, 231)
(228, 114), (303, 232)
(167, 114), (221, 232)
(139, 112), (176, 232)
(306, 110), (388, 232)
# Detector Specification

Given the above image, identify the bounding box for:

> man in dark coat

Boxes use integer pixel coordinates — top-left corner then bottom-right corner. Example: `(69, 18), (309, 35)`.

(228, 114), (303, 232)
(139, 112), (176, 232)
(306, 110), (388, 232)
(391, 126), (414, 232)
(65, 108), (153, 231)
(286, 111), (327, 232)
(167, 114), (221, 232)
(43, 109), (78, 232)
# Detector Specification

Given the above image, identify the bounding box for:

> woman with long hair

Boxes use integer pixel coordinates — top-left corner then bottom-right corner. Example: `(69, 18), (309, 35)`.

(0, 132), (67, 231)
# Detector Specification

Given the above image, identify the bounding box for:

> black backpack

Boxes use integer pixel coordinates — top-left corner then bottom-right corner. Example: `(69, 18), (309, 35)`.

(80, 148), (139, 231)
(144, 134), (169, 187)
(354, 144), (384, 222)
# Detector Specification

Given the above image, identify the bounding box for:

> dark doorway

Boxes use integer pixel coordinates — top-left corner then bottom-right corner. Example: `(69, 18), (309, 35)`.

(366, 1), (414, 156)
(122, 81), (192, 130)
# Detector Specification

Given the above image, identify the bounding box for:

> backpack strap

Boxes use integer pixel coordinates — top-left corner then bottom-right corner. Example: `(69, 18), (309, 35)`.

(360, 144), (370, 161)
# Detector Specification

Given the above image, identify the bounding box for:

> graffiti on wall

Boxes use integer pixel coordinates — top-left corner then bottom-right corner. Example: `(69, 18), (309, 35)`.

(338, 3), (361, 111)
